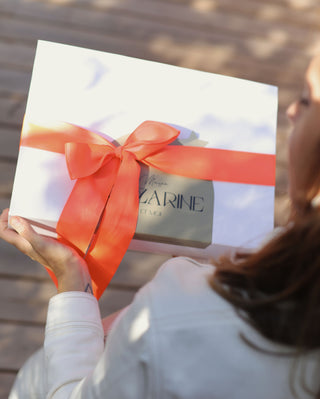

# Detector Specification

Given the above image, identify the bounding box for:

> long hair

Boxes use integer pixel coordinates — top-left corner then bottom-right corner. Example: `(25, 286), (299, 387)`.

(210, 210), (320, 397)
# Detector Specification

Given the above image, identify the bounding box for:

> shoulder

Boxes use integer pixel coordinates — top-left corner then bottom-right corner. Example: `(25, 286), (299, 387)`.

(112, 256), (232, 333)
(151, 256), (215, 290)
(135, 256), (235, 322)
(125, 256), (215, 300)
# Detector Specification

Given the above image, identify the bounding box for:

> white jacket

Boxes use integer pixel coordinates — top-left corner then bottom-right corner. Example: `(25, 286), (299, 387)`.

(42, 257), (318, 398)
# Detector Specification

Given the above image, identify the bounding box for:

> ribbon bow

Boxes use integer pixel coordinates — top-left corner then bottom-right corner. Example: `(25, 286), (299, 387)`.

(20, 120), (275, 298)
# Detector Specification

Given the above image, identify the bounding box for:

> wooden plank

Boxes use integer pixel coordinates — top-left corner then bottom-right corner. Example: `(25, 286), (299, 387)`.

(0, 0), (317, 52)
(0, 373), (16, 399)
(0, 277), (55, 303)
(0, 198), (10, 210)
(0, 2), (312, 94)
(0, 322), (44, 370)
(0, 2), (312, 97)
(0, 29), (309, 89)
(23, 0), (320, 32)
(158, 0), (320, 29)
(0, 126), (21, 159)
(0, 39), (35, 72)
(111, 250), (170, 287)
(0, 67), (31, 94)
(0, 5), (314, 84)
(0, 37), (36, 73)
(99, 287), (136, 316)
(0, 297), (49, 325)
(0, 96), (26, 128)
(0, 232), (50, 281)
(0, 13), (151, 59)
(0, 161), (15, 197)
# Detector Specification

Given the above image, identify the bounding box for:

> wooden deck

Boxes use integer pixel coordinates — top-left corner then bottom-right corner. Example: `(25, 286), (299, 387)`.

(0, 0), (319, 396)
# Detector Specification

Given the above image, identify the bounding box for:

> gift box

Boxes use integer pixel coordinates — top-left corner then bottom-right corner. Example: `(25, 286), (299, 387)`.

(9, 41), (277, 297)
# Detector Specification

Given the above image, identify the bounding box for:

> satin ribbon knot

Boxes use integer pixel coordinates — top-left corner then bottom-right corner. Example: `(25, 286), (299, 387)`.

(64, 121), (180, 180)
(114, 146), (124, 160)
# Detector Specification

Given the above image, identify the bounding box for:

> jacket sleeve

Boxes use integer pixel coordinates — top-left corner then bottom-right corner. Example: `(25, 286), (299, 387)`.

(44, 292), (104, 398)
(44, 285), (154, 399)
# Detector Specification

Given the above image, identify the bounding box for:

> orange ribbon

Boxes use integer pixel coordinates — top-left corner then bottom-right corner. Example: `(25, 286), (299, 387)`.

(20, 120), (275, 298)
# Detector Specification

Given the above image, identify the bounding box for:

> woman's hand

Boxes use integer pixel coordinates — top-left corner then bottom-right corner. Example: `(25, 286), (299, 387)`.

(0, 209), (93, 294)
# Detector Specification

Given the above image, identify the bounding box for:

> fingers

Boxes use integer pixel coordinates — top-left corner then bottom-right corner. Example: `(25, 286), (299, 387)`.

(9, 215), (51, 265)
(11, 216), (90, 282)
(10, 215), (40, 246)
(0, 209), (45, 264)
(1, 209), (92, 293)
(0, 209), (32, 252)
(9, 214), (84, 272)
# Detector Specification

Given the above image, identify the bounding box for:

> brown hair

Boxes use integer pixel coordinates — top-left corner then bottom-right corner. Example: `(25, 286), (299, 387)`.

(210, 210), (320, 397)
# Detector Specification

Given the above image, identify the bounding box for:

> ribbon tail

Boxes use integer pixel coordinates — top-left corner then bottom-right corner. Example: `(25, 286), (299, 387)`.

(86, 151), (141, 299)
(57, 157), (121, 255)
(144, 146), (276, 186)
(21, 120), (110, 154)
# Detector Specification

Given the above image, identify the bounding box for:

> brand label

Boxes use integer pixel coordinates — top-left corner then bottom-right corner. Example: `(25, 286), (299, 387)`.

(134, 165), (214, 248)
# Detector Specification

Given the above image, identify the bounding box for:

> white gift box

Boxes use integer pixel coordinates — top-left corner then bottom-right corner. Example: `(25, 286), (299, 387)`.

(9, 41), (278, 259)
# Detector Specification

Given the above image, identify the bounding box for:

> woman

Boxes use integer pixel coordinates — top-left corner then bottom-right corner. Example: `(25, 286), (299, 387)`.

(2, 56), (320, 398)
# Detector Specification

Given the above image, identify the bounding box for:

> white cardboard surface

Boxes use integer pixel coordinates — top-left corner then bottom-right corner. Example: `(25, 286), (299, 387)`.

(10, 41), (278, 258)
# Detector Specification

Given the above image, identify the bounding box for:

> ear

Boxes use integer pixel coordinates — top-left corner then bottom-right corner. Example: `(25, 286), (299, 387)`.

(311, 191), (320, 209)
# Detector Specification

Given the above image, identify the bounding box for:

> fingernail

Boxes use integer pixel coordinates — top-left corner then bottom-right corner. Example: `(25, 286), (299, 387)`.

(10, 217), (24, 233)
